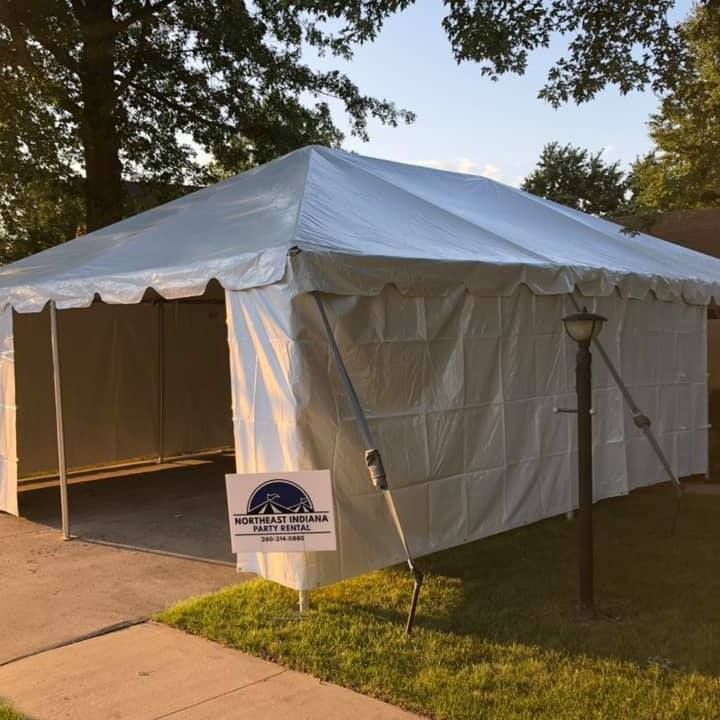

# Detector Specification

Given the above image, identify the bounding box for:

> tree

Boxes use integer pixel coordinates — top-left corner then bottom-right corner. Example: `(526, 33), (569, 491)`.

(0, 0), (690, 258)
(522, 142), (629, 216)
(631, 4), (720, 211)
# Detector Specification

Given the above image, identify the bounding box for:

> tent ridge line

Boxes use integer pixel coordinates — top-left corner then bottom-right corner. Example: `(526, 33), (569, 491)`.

(289, 147), (316, 257)
(323, 151), (557, 266)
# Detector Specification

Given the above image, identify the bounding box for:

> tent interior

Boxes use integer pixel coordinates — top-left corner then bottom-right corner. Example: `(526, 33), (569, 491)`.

(15, 281), (235, 562)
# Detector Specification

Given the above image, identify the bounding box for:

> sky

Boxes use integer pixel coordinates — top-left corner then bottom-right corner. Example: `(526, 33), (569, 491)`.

(307, 0), (694, 187)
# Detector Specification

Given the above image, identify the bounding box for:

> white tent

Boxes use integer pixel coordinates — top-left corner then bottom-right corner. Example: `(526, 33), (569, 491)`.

(1, 145), (718, 590)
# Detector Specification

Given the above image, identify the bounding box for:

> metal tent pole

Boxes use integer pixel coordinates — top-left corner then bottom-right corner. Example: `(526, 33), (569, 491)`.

(157, 302), (165, 464)
(313, 292), (423, 635)
(49, 301), (70, 540)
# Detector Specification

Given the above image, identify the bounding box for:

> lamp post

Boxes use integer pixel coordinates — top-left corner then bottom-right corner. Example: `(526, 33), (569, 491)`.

(562, 307), (607, 617)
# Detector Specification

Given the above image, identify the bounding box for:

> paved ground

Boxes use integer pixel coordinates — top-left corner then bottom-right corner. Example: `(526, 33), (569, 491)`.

(19, 453), (236, 563)
(0, 623), (422, 720)
(1, 456), (241, 665)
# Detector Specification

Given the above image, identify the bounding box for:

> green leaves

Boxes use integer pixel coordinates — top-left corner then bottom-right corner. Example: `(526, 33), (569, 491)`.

(0, 0), (414, 246)
(631, 5), (720, 212)
(522, 142), (630, 217)
(441, 0), (681, 106)
(0, 0), (699, 256)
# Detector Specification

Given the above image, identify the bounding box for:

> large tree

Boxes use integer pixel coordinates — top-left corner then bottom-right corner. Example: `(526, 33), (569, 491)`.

(0, 0), (691, 256)
(631, 4), (720, 211)
(522, 142), (629, 216)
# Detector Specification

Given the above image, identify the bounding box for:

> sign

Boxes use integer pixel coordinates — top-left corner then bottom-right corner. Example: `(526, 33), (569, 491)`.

(225, 470), (337, 553)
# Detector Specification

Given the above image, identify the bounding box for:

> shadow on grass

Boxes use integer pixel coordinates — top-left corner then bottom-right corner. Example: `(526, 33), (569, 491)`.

(337, 488), (720, 676)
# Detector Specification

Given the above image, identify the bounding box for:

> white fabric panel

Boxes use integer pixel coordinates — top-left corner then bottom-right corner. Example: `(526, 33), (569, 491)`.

(226, 284), (707, 591)
(0, 308), (17, 515)
(1, 147), (720, 312)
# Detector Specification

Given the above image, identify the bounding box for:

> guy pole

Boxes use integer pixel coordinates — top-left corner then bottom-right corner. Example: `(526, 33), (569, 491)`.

(567, 294), (683, 534)
(313, 292), (423, 634)
(49, 301), (70, 540)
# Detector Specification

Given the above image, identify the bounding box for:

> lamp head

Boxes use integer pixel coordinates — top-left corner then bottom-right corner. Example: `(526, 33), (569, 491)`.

(562, 307), (607, 345)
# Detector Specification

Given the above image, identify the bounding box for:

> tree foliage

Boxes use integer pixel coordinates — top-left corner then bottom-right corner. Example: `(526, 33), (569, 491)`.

(522, 142), (629, 216)
(0, 0), (693, 261)
(631, 4), (720, 211)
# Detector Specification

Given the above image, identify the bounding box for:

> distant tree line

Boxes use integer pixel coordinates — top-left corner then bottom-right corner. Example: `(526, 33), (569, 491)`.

(522, 4), (720, 220)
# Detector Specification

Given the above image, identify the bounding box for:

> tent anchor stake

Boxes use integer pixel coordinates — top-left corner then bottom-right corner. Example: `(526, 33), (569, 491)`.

(405, 566), (424, 636)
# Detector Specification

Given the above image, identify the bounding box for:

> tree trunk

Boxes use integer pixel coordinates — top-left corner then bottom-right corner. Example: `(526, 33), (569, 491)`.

(78, 0), (123, 233)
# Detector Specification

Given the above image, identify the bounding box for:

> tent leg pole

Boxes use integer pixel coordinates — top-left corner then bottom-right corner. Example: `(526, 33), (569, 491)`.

(298, 590), (310, 613)
(157, 302), (164, 464)
(50, 301), (70, 541)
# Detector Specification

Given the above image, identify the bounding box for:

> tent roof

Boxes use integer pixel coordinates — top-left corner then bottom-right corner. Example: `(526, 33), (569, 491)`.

(2, 145), (720, 312)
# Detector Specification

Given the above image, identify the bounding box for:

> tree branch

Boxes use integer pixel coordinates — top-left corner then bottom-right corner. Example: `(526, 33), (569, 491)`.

(0, 2), (81, 119)
(114, 7), (152, 99)
(114, 0), (177, 34)
(0, 1), (79, 75)
(131, 81), (235, 132)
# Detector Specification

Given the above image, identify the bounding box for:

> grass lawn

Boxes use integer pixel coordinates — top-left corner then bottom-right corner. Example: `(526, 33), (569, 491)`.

(159, 490), (720, 720)
(0, 704), (25, 720)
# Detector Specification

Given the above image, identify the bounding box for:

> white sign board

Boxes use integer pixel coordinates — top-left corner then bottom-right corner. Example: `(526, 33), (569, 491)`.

(226, 470), (337, 553)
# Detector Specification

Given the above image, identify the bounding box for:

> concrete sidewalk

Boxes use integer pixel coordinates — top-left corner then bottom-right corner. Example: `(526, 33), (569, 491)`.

(0, 512), (238, 665)
(0, 622), (423, 720)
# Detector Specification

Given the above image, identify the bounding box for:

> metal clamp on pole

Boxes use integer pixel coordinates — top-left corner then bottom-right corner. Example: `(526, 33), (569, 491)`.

(365, 448), (387, 490)
(555, 407), (596, 415)
(313, 292), (423, 635)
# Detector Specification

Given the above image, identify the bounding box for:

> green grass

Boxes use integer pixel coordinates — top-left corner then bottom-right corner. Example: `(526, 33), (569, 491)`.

(159, 490), (720, 720)
(0, 703), (26, 720)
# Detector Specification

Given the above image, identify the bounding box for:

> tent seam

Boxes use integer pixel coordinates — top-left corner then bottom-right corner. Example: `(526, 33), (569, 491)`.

(290, 148), (315, 252)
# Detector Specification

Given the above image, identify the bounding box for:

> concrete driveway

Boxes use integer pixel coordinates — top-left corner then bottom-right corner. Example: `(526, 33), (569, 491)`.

(1, 455), (243, 665)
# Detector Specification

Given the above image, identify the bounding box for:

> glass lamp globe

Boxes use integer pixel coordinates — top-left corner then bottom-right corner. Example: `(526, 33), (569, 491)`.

(562, 307), (607, 345)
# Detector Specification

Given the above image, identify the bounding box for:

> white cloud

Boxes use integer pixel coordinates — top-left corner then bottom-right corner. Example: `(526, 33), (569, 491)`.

(418, 158), (503, 182)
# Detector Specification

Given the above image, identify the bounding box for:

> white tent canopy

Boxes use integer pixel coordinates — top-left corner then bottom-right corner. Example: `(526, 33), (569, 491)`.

(0, 146), (717, 591)
(1, 145), (720, 312)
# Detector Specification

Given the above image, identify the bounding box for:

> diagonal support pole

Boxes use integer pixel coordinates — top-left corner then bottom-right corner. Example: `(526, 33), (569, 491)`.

(567, 294), (683, 532)
(313, 292), (423, 635)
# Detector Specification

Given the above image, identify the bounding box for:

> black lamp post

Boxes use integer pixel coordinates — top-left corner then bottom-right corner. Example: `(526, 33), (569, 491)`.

(562, 307), (607, 617)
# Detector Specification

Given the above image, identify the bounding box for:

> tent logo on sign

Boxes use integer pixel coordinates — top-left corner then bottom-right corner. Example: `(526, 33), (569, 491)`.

(247, 479), (314, 514)
(226, 470), (337, 553)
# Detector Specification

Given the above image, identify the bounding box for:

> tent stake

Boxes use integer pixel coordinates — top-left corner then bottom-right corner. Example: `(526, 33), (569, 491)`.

(313, 292), (423, 635)
(49, 301), (71, 540)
